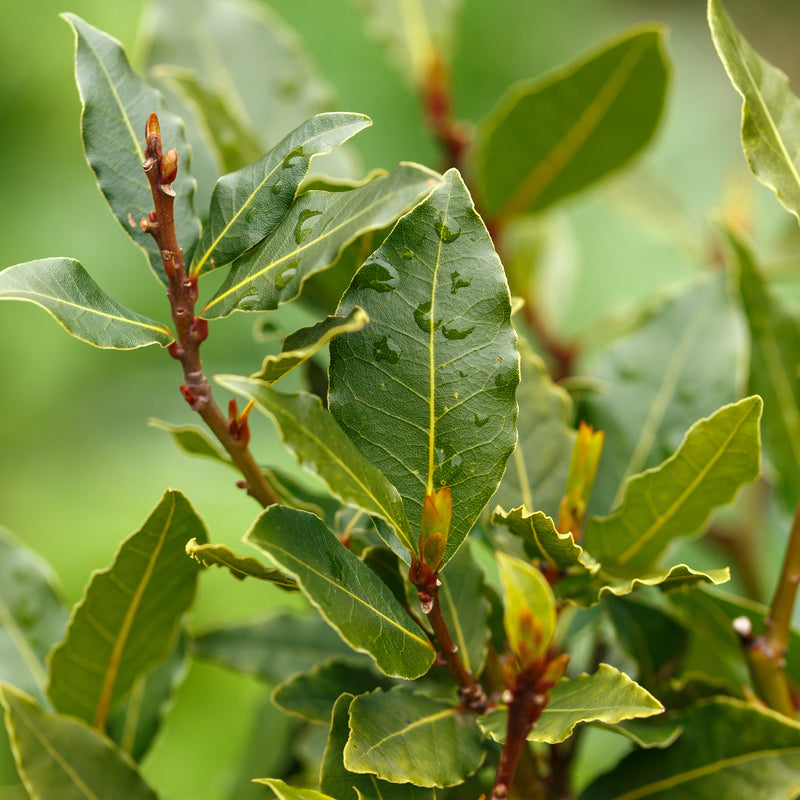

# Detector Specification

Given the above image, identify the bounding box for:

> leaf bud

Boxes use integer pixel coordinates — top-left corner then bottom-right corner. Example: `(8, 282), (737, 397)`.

(160, 148), (178, 184)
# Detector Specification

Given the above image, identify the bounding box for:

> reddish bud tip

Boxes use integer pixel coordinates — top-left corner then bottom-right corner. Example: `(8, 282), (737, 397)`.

(160, 148), (178, 184)
(186, 275), (199, 303)
(191, 316), (209, 343)
(167, 341), (183, 360)
(179, 384), (199, 408)
(146, 113), (161, 139)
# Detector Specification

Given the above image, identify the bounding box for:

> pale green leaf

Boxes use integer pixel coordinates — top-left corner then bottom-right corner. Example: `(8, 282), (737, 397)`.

(343, 687), (483, 787)
(709, 0), (800, 222)
(329, 168), (519, 566)
(581, 275), (744, 515)
(202, 163), (439, 318)
(0, 529), (67, 707)
(474, 26), (668, 217)
(185, 538), (298, 590)
(63, 14), (200, 283)
(246, 506), (434, 679)
(147, 418), (230, 463)
(584, 397), (762, 571)
(47, 491), (208, 729)
(596, 718), (683, 749)
(479, 664), (662, 745)
(0, 260), (172, 350)
(252, 308), (370, 384)
(191, 113), (371, 274)
(0, 684), (159, 800)
(258, 779), (336, 800)
(217, 377), (414, 554)
(579, 697), (800, 800)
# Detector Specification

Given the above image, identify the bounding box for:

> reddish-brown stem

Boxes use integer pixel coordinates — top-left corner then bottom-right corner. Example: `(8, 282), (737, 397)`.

(141, 114), (280, 509)
(421, 50), (468, 171)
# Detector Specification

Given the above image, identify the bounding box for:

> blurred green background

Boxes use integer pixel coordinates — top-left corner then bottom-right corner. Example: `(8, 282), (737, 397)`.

(2, 0), (800, 797)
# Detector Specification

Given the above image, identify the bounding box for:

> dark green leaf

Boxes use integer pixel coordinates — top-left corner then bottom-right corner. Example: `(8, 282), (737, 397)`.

(584, 397), (762, 572)
(329, 168), (519, 566)
(48, 491), (207, 729)
(0, 260), (172, 350)
(202, 163), (439, 317)
(344, 687), (484, 787)
(63, 14), (200, 282)
(0, 684), (159, 800)
(0, 529), (67, 707)
(247, 507), (434, 679)
(474, 26), (668, 217)
(185, 538), (298, 590)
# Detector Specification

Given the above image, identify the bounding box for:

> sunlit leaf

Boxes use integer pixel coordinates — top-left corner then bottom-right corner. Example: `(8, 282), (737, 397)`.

(0, 260), (172, 349)
(597, 717), (683, 749)
(329, 168), (519, 566)
(185, 538), (298, 590)
(258, 779), (336, 800)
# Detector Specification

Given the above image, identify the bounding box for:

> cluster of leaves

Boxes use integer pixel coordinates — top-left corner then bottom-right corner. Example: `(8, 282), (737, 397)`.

(2, 0), (800, 799)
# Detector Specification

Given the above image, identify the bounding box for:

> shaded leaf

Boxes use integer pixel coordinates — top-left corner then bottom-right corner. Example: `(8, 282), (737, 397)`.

(0, 529), (67, 707)
(217, 377), (414, 554)
(584, 397), (762, 572)
(47, 491), (207, 729)
(202, 163), (439, 318)
(329, 168), (519, 566)
(258, 779), (335, 800)
(191, 113), (371, 274)
(253, 308), (371, 384)
(147, 418), (230, 463)
(0, 260), (172, 350)
(0, 684), (158, 800)
(580, 275), (744, 516)
(474, 26), (668, 217)
(597, 717), (683, 749)
(185, 538), (298, 590)
(344, 687), (483, 787)
(247, 506), (434, 679)
(709, 0), (800, 222)
(579, 697), (800, 799)
(63, 14), (199, 282)
(479, 664), (662, 745)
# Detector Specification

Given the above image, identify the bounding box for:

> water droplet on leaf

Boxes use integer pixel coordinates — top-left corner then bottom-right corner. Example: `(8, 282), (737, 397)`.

(373, 336), (401, 364)
(442, 324), (475, 340)
(450, 270), (470, 293)
(282, 146), (305, 169)
(414, 301), (441, 333)
(474, 413), (490, 427)
(401, 248), (415, 260)
(354, 260), (398, 293)
(275, 260), (298, 290)
(270, 180), (282, 195)
(435, 217), (461, 243)
(294, 208), (323, 244)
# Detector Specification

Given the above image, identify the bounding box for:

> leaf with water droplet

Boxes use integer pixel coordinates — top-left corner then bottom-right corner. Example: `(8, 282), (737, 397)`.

(450, 270), (470, 293)
(434, 215), (461, 243)
(374, 335), (401, 363)
(414, 301), (442, 333)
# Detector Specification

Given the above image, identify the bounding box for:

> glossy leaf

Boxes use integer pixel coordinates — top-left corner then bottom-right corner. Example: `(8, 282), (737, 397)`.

(47, 491), (207, 728)
(193, 610), (366, 684)
(0, 528), (67, 707)
(191, 113), (371, 274)
(185, 538), (298, 590)
(344, 687), (484, 787)
(246, 506), (434, 679)
(0, 260), (172, 350)
(722, 227), (800, 509)
(579, 697), (800, 799)
(329, 168), (519, 566)
(253, 308), (370, 384)
(581, 275), (744, 515)
(321, 693), (436, 800)
(63, 14), (200, 282)
(474, 26), (668, 217)
(709, 0), (800, 222)
(202, 163), (439, 317)
(479, 664), (662, 745)
(584, 396), (762, 572)
(0, 684), (158, 800)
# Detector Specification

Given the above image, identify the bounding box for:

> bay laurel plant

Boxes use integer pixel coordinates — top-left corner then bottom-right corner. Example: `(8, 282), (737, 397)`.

(3, 0), (800, 798)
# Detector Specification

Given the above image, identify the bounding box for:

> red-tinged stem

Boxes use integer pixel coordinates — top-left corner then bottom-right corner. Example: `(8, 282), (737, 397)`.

(421, 50), (468, 171)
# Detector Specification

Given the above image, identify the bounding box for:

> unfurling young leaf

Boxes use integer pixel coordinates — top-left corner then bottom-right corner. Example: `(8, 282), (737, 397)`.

(185, 538), (298, 590)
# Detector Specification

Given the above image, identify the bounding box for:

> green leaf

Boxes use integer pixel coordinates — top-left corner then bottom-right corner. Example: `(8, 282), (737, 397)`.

(473, 25), (669, 217)
(584, 397), (762, 572)
(258, 779), (336, 800)
(709, 0), (800, 222)
(597, 718), (683, 749)
(579, 697), (800, 800)
(329, 168), (519, 566)
(147, 418), (230, 463)
(191, 113), (371, 275)
(343, 687), (484, 787)
(202, 163), (439, 318)
(321, 693), (436, 800)
(0, 260), (173, 350)
(580, 275), (744, 515)
(479, 664), (662, 745)
(247, 506), (434, 679)
(253, 308), (371, 384)
(272, 660), (392, 723)
(0, 529), (67, 707)
(47, 490), (208, 729)
(185, 538), (298, 590)
(721, 226), (800, 509)
(0, 684), (159, 800)
(217, 377), (414, 554)
(491, 347), (576, 521)
(63, 14), (200, 283)
(192, 610), (367, 684)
